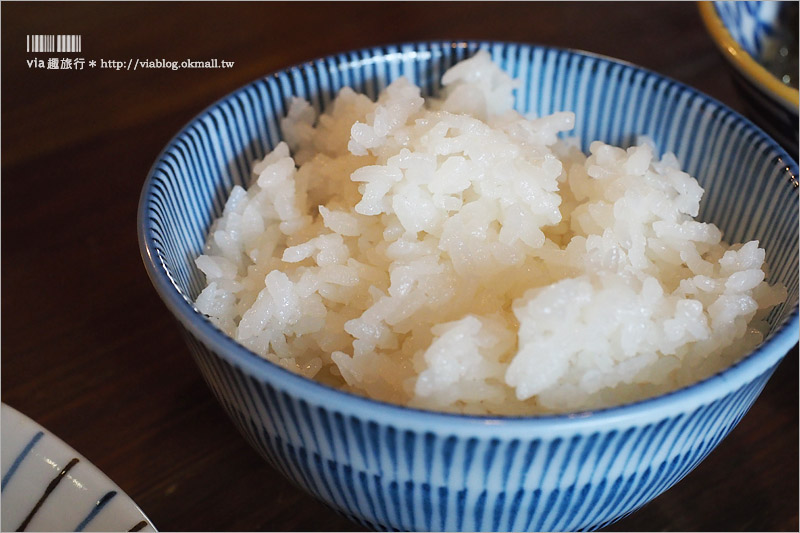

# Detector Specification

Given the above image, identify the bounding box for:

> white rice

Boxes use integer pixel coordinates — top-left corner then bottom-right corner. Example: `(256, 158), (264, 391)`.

(194, 51), (786, 415)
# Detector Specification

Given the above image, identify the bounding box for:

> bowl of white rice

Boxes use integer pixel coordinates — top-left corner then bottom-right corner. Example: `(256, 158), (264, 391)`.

(139, 41), (798, 531)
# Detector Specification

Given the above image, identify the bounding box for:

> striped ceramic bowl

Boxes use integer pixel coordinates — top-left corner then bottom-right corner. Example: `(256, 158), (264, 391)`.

(699, 1), (799, 154)
(138, 41), (799, 531)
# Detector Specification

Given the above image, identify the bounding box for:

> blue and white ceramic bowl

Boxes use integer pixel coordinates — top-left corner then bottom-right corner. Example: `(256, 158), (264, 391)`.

(700, 1), (799, 153)
(138, 41), (799, 531)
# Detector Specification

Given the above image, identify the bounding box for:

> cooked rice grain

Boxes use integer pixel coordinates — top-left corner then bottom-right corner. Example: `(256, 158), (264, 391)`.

(195, 52), (786, 414)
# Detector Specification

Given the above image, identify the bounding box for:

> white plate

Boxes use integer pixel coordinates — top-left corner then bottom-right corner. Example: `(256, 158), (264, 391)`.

(1, 404), (156, 532)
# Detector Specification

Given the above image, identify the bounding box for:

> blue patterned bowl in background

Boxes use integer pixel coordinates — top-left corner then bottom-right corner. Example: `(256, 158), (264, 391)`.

(700, 1), (799, 154)
(138, 41), (799, 531)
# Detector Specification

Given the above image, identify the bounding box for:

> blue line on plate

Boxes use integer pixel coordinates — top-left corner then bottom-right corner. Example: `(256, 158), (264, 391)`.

(74, 490), (117, 532)
(1, 431), (44, 492)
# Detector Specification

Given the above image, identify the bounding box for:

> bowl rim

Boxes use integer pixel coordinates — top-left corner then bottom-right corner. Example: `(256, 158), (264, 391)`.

(138, 40), (799, 430)
(698, 1), (799, 112)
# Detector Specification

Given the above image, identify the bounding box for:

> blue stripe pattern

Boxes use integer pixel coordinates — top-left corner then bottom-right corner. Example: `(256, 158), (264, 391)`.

(1, 431), (43, 492)
(74, 490), (117, 532)
(714, 1), (783, 59)
(139, 41), (799, 531)
(711, 1), (799, 153)
(184, 335), (780, 531)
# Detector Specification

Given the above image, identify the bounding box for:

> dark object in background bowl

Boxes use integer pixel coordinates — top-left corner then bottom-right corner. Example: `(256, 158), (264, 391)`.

(138, 41), (799, 531)
(700, 1), (800, 156)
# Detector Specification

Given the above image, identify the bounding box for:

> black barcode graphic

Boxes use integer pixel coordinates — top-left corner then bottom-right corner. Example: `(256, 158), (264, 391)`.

(27, 34), (82, 53)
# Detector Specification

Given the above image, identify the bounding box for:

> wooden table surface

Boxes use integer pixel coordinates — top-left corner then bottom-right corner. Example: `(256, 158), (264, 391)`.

(2, 2), (797, 531)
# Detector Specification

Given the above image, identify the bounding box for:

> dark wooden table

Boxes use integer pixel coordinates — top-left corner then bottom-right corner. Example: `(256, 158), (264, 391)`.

(2, 2), (797, 531)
